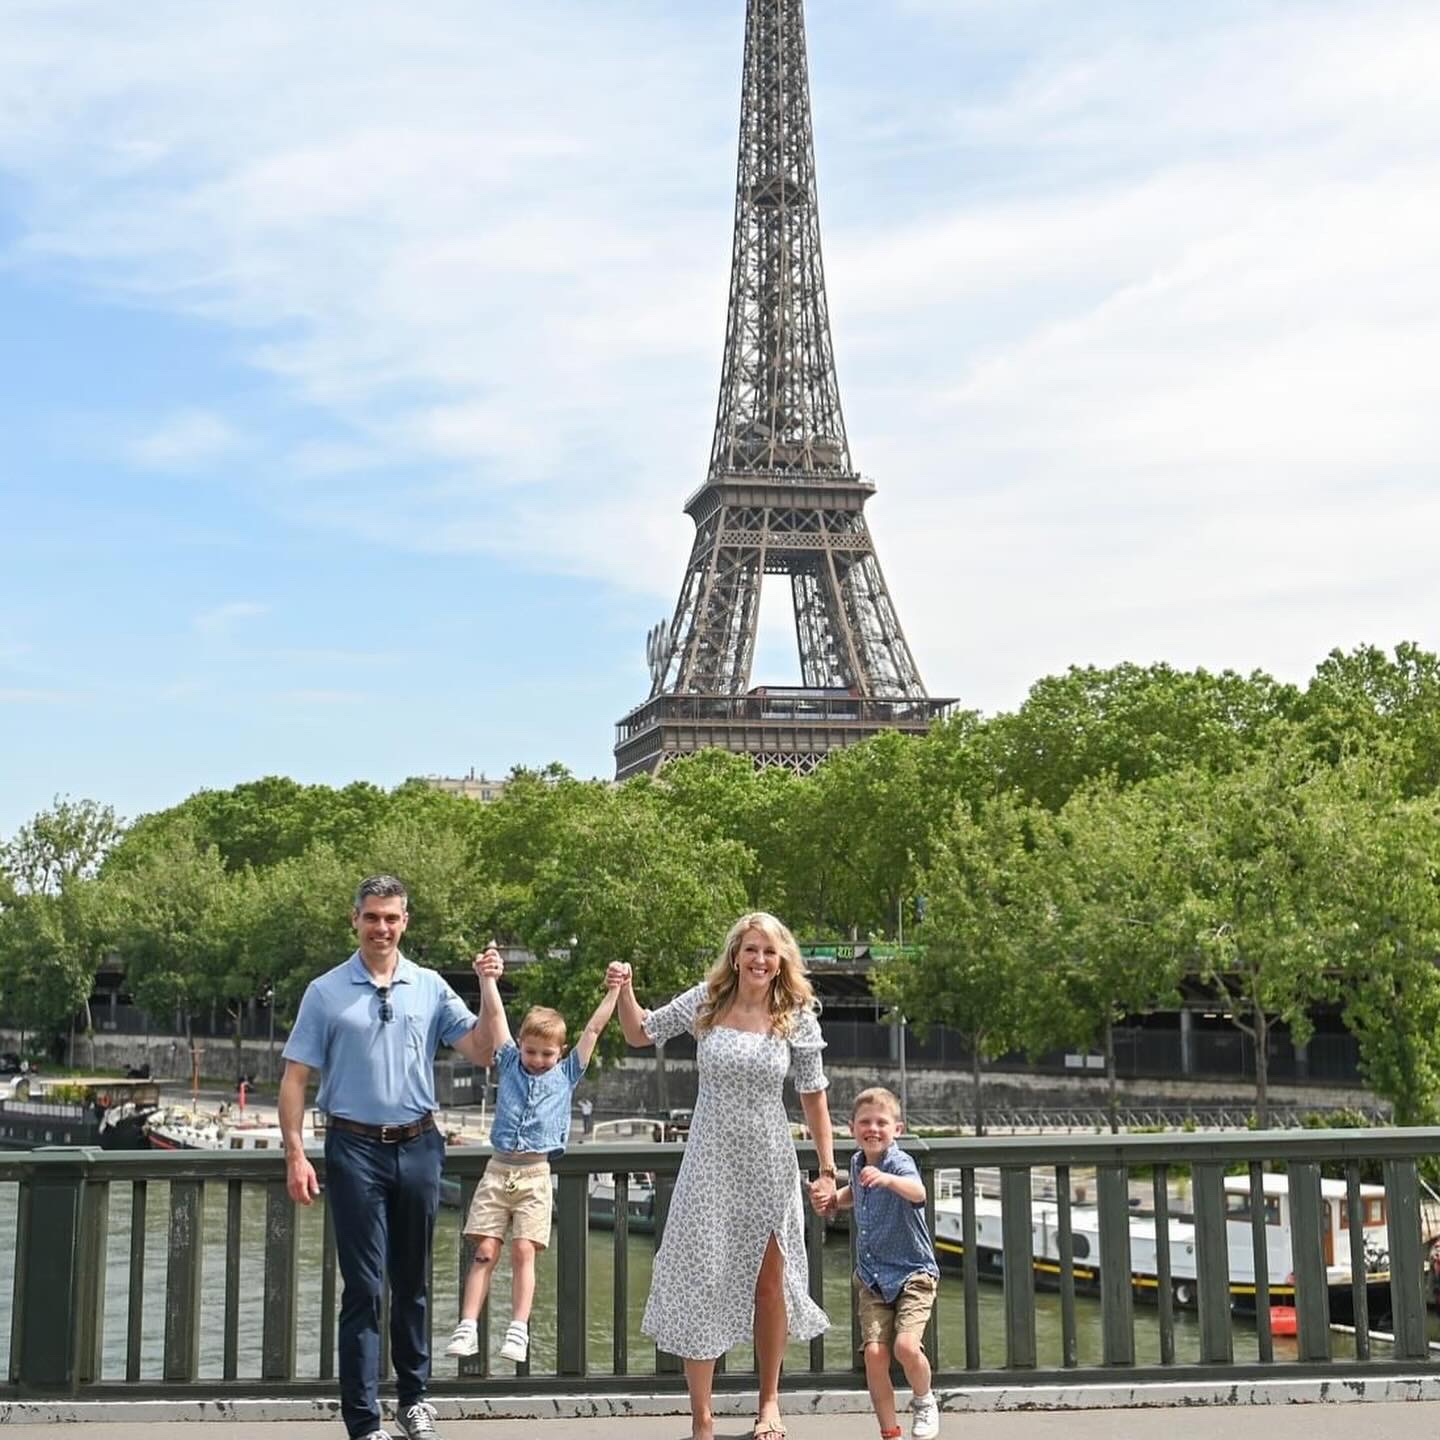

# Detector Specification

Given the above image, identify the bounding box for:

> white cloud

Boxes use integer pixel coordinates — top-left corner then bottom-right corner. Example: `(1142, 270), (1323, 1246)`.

(130, 410), (242, 472)
(1, 0), (1437, 711)
(192, 601), (269, 635)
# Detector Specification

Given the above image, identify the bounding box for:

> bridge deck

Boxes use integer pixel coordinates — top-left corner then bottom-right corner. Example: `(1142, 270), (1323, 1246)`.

(0, 1406), (1434, 1439)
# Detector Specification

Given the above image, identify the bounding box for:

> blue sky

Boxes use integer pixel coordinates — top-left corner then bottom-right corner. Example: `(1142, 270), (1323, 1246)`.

(2, 0), (1438, 838)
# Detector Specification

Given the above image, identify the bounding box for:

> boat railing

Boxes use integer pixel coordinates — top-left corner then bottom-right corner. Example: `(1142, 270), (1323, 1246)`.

(1, 1127), (1437, 1399)
(951, 1105), (1391, 1134)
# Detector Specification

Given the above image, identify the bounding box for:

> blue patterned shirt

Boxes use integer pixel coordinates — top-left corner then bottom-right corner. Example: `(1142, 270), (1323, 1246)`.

(851, 1142), (940, 1302)
(488, 1041), (587, 1159)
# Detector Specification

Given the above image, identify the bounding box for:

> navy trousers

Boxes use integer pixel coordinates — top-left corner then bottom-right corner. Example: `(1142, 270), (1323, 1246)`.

(325, 1125), (445, 1438)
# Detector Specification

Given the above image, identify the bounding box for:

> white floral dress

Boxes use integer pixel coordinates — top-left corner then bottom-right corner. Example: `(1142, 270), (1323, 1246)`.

(641, 982), (831, 1359)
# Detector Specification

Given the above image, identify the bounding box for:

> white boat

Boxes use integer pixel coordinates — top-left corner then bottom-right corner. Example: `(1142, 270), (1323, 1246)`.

(145, 1104), (295, 1151)
(932, 1170), (1393, 1316)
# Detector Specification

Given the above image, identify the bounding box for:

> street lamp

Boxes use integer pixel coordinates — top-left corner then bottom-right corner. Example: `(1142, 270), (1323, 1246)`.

(263, 985), (276, 1084)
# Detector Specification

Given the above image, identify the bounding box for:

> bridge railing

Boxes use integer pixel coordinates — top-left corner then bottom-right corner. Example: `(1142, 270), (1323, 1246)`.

(2, 1129), (1436, 1399)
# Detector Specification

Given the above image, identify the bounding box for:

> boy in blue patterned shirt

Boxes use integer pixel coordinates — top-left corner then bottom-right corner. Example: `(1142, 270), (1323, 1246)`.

(444, 950), (622, 1365)
(833, 1086), (941, 1440)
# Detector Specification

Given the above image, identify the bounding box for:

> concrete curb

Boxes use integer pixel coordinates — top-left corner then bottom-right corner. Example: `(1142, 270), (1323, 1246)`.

(3, 1377), (1438, 1423)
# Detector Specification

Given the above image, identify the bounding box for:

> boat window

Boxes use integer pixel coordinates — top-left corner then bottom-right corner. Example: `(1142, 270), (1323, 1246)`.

(1339, 1197), (1387, 1227)
(230, 1138), (245, 1149)
(1225, 1192), (1281, 1225)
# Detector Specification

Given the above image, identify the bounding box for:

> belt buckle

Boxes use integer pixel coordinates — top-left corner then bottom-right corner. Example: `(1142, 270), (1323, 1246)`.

(379, 1124), (402, 1143)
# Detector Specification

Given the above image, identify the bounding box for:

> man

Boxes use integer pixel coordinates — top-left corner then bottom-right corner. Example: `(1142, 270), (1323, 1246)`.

(281, 876), (498, 1440)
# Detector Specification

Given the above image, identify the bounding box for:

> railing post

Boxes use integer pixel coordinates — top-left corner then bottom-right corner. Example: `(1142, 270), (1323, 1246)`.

(125, 1179), (147, 1381)
(164, 1178), (205, 1382)
(1191, 1163), (1233, 1364)
(13, 1151), (92, 1390)
(999, 1166), (1036, 1368)
(1096, 1163), (1135, 1366)
(555, 1171), (588, 1377)
(262, 1176), (298, 1381)
(75, 1174), (109, 1385)
(1152, 1165), (1175, 1366)
(1382, 1158), (1429, 1361)
(1287, 1162), (1331, 1363)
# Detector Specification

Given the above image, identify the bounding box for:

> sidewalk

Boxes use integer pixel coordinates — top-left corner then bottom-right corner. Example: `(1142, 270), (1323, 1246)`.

(0, 1409), (1434, 1440)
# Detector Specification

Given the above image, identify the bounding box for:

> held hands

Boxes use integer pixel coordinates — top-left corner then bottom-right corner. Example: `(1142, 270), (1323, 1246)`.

(473, 942), (504, 982)
(605, 961), (633, 990)
(807, 1172), (838, 1215)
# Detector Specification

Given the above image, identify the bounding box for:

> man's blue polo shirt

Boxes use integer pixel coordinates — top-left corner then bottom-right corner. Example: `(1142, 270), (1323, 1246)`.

(283, 951), (476, 1125)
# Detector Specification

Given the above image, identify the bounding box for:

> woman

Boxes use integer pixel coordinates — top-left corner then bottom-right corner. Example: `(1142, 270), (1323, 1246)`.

(609, 913), (838, 1440)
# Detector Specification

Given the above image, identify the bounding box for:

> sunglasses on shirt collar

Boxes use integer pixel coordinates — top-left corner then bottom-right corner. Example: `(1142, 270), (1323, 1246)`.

(376, 985), (394, 1024)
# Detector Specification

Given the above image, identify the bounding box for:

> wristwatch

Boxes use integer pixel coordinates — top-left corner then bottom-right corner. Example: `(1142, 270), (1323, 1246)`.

(817, 1164), (838, 1180)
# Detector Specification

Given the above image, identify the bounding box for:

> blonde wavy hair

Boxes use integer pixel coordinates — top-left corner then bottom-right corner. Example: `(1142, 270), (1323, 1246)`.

(696, 912), (816, 1038)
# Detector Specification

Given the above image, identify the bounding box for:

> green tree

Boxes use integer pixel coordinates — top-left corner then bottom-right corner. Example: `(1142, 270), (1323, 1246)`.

(0, 890), (109, 1052)
(1299, 643), (1440, 796)
(984, 663), (1300, 812)
(110, 777), (393, 874)
(1161, 751), (1339, 1126)
(2, 796), (122, 896)
(516, 783), (749, 1104)
(1319, 772), (1440, 1123)
(874, 795), (1039, 1134)
(1028, 780), (1185, 1131)
(106, 830), (245, 1071)
(241, 844), (358, 1020)
(0, 798), (124, 1061)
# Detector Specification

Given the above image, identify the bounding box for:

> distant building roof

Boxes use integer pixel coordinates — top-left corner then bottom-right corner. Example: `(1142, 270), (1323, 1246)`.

(413, 770), (509, 803)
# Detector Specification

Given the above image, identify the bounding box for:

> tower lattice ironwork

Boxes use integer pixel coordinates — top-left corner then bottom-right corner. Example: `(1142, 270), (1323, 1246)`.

(615, 0), (952, 781)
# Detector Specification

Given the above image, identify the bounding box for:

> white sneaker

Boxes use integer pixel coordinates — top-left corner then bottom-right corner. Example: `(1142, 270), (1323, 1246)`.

(444, 1322), (478, 1358)
(911, 1392), (940, 1440)
(498, 1321), (529, 1363)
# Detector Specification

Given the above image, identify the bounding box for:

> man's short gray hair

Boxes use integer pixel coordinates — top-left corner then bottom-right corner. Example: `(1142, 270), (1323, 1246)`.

(353, 875), (409, 910)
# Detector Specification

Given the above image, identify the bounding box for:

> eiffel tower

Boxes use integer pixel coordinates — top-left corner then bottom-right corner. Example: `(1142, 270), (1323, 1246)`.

(615, 0), (953, 781)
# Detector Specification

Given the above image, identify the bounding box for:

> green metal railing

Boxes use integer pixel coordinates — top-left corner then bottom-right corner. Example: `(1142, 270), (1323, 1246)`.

(2, 1129), (1436, 1399)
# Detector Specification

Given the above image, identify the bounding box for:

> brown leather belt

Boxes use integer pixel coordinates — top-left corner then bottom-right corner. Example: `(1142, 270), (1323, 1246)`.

(328, 1113), (436, 1144)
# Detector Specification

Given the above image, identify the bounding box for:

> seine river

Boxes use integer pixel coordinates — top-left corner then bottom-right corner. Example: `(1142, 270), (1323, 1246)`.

(0, 1174), (1368, 1382)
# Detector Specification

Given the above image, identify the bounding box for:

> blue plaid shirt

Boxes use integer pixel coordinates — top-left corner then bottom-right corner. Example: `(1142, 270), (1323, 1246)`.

(488, 1040), (587, 1159)
(851, 1142), (940, 1302)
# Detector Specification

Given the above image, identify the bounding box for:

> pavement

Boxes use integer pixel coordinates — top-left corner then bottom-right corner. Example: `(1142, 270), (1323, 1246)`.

(0, 1410), (1435, 1440)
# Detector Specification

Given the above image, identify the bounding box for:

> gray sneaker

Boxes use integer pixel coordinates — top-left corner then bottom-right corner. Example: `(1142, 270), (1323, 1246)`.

(397, 1403), (439, 1440)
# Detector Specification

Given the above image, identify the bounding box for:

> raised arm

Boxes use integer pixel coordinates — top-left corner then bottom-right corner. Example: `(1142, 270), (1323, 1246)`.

(606, 962), (652, 1048)
(574, 973), (624, 1067)
(459, 944), (511, 1066)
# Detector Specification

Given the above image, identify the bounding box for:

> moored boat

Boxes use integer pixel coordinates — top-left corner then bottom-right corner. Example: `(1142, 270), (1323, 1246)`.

(931, 1170), (1396, 1319)
(0, 1074), (160, 1150)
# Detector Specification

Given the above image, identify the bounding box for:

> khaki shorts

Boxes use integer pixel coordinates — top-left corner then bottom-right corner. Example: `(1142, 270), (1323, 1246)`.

(463, 1159), (553, 1247)
(855, 1272), (938, 1349)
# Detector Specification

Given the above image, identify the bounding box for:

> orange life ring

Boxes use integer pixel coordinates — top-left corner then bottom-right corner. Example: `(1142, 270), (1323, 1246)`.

(97, 1091), (111, 1109)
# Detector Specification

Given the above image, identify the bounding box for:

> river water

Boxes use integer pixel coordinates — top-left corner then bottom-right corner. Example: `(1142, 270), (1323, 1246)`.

(2, 1177), (1382, 1382)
